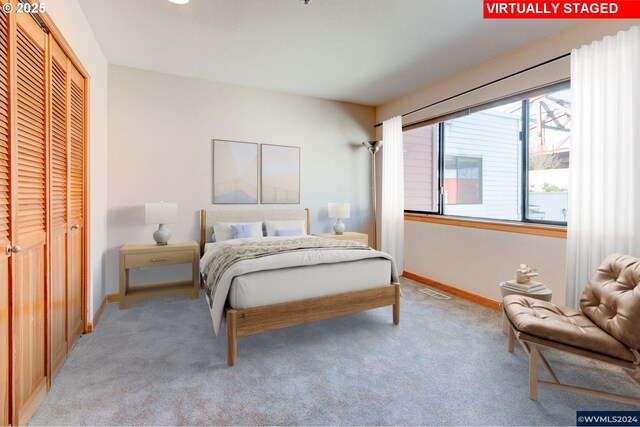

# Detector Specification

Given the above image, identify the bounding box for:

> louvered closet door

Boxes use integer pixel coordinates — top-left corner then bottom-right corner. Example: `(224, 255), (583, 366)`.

(49, 38), (68, 380)
(0, 4), (11, 426)
(67, 64), (84, 349)
(12, 13), (48, 425)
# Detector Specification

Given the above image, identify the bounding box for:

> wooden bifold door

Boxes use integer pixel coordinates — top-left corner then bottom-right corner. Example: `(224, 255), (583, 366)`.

(48, 37), (86, 380)
(0, 5), (10, 426)
(0, 3), (88, 425)
(13, 12), (49, 425)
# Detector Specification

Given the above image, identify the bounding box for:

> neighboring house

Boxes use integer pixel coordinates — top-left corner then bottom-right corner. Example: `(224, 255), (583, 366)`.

(404, 92), (570, 223)
(444, 109), (521, 220)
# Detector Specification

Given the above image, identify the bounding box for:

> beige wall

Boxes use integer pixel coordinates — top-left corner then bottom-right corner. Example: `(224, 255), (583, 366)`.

(405, 221), (567, 304)
(377, 20), (640, 302)
(46, 1), (109, 319)
(107, 65), (376, 295)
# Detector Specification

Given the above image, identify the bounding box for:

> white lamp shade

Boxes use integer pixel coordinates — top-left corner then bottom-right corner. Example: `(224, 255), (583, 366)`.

(328, 202), (350, 219)
(145, 202), (178, 224)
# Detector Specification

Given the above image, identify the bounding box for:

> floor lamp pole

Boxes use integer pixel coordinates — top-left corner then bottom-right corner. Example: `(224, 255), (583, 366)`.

(363, 141), (383, 249)
(371, 151), (377, 249)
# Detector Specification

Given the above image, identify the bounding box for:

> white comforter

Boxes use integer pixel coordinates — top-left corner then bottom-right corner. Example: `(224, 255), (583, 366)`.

(199, 236), (399, 335)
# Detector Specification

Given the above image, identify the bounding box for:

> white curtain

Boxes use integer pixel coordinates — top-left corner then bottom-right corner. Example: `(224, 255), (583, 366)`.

(566, 26), (640, 307)
(381, 116), (404, 273)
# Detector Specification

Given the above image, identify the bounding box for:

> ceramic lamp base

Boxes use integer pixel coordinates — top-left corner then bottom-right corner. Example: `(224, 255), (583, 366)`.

(153, 223), (171, 245)
(333, 218), (345, 235)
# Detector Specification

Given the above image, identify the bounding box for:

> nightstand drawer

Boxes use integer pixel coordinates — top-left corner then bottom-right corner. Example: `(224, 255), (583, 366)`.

(124, 250), (193, 268)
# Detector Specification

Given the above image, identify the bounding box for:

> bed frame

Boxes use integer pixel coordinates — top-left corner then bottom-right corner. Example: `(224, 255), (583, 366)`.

(199, 208), (400, 366)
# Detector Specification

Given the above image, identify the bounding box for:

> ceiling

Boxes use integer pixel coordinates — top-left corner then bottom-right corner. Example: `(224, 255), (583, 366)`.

(78, 0), (580, 106)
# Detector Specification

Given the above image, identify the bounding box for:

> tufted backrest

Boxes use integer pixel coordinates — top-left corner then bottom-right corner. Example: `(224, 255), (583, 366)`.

(580, 253), (640, 350)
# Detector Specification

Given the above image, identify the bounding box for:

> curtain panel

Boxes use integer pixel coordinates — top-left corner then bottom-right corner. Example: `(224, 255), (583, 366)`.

(566, 26), (640, 307)
(381, 116), (404, 273)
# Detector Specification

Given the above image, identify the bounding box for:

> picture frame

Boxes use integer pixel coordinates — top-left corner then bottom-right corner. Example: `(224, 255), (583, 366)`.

(212, 139), (259, 204)
(260, 144), (300, 204)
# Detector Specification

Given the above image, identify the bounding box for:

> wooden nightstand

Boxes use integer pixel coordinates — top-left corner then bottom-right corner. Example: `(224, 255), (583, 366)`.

(119, 241), (200, 309)
(314, 232), (369, 246)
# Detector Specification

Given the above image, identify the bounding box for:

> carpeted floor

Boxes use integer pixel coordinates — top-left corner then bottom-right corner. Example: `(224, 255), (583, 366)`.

(29, 278), (640, 426)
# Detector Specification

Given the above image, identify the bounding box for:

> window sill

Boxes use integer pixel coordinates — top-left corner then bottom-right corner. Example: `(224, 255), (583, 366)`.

(404, 213), (567, 239)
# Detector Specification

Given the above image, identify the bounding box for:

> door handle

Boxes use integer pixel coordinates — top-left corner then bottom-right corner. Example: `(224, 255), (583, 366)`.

(71, 224), (80, 230)
(11, 245), (21, 253)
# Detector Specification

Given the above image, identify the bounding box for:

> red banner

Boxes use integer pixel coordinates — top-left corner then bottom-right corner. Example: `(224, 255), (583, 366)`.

(483, 1), (640, 18)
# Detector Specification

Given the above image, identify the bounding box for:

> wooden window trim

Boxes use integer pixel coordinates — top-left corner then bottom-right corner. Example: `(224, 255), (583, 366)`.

(404, 213), (567, 239)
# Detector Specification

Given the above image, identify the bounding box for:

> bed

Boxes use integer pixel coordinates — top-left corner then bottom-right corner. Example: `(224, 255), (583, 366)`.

(199, 208), (400, 366)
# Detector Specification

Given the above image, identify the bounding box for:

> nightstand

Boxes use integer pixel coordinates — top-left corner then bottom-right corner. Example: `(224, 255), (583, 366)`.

(119, 241), (200, 309)
(314, 232), (369, 246)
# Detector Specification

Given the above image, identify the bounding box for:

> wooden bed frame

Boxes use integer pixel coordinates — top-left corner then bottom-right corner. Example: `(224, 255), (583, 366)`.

(199, 209), (400, 366)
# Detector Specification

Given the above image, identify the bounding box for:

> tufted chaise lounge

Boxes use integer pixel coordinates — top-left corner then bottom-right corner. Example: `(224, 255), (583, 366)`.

(503, 253), (640, 405)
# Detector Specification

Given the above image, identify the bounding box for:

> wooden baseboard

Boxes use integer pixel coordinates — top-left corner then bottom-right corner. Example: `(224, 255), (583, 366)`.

(106, 293), (120, 302)
(402, 271), (501, 311)
(85, 294), (119, 333)
(86, 294), (107, 333)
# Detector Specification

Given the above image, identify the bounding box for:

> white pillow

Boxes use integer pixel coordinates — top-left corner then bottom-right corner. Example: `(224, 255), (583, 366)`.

(213, 221), (263, 241)
(264, 220), (306, 237)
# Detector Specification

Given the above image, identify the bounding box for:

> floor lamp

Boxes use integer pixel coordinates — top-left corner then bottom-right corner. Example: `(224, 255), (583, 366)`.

(362, 140), (383, 249)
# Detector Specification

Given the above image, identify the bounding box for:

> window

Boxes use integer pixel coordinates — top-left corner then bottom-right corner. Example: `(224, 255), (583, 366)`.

(444, 156), (482, 205)
(527, 89), (570, 222)
(403, 83), (571, 225)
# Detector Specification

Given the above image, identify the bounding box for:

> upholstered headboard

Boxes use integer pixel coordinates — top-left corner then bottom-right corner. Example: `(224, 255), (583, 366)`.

(199, 208), (310, 255)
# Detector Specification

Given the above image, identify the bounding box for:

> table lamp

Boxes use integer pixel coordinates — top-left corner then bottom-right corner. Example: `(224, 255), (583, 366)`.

(328, 202), (350, 235)
(145, 202), (178, 245)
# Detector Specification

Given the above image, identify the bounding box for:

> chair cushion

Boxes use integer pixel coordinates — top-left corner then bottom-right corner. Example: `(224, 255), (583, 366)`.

(580, 254), (640, 350)
(503, 295), (636, 362)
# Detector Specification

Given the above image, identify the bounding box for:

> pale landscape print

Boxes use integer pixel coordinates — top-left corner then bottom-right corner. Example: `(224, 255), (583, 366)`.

(261, 145), (300, 204)
(213, 140), (258, 204)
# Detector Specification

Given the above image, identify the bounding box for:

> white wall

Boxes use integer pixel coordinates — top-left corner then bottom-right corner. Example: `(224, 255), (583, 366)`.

(107, 65), (375, 295)
(377, 20), (640, 302)
(46, 1), (108, 319)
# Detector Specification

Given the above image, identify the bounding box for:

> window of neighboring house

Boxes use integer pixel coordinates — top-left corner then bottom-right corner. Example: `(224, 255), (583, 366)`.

(444, 156), (482, 205)
(403, 81), (571, 225)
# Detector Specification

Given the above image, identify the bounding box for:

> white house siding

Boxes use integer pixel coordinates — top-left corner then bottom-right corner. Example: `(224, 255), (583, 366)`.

(444, 111), (521, 220)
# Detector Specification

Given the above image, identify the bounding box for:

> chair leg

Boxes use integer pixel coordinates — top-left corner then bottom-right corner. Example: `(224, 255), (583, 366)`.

(536, 349), (559, 384)
(515, 339), (559, 384)
(507, 324), (515, 353)
(529, 343), (539, 400)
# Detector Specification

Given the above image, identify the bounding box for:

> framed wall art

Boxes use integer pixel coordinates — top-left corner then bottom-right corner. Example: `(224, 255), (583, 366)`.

(260, 144), (300, 204)
(212, 139), (259, 204)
